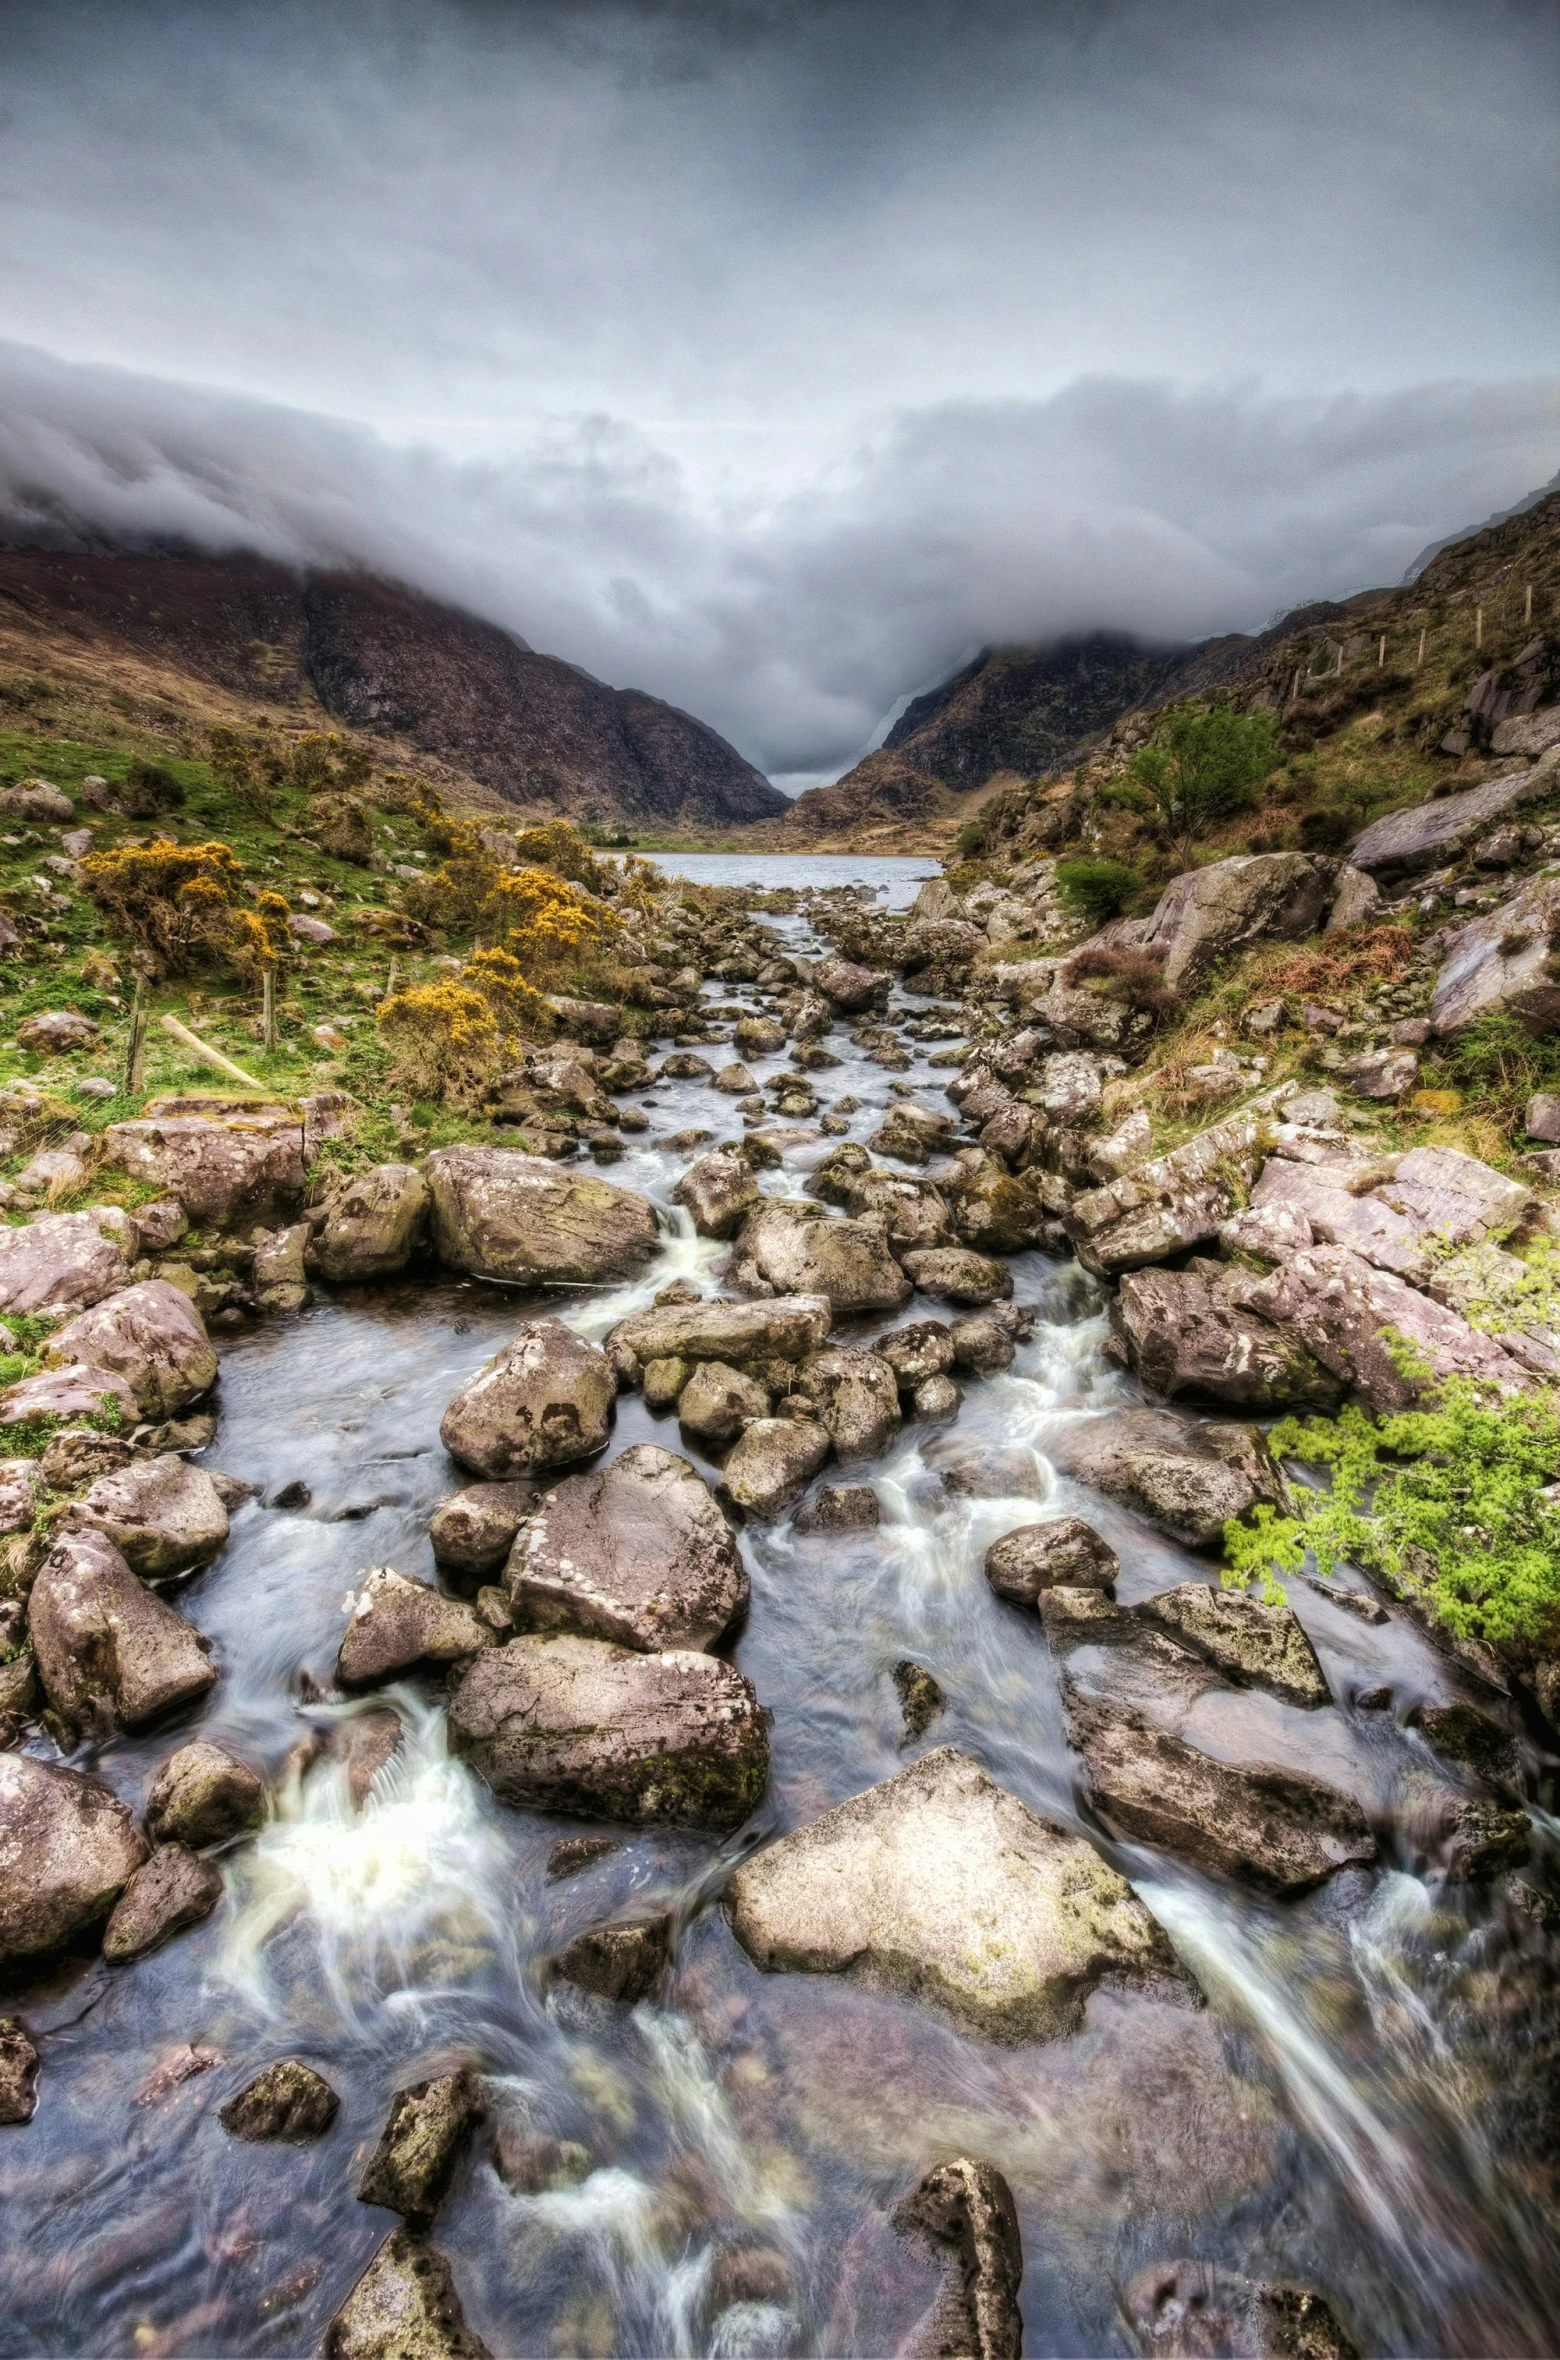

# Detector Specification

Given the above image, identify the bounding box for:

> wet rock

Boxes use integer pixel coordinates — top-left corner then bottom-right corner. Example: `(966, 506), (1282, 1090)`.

(145, 1739), (265, 1848)
(546, 1835), (621, 1881)
(1235, 1243), (1533, 1414)
(1110, 1262), (1346, 1412)
(944, 1153), (1048, 1254)
(844, 1170), (952, 1251)
(984, 1519), (1118, 1605)
(0, 1752), (148, 1969)
(726, 1745), (1179, 2041)
(1064, 1101), (1279, 1276)
(734, 1199), (911, 1314)
(608, 1294), (832, 1375)
(1431, 869), (1560, 1037)
(893, 1661), (945, 1741)
(424, 1146), (658, 1286)
(900, 1247), (1013, 1306)
(1350, 760), (1555, 877)
(734, 1015), (787, 1055)
(671, 1148), (761, 1240)
(0, 2018), (39, 2124)
(0, 1209), (132, 1315)
(439, 1320), (617, 1480)
(812, 954), (889, 1012)
(551, 1914), (671, 2004)
(713, 1062), (758, 1094)
(869, 1101), (957, 1164)
(795, 1483), (880, 1535)
(1440, 1798), (1531, 1881)
(1409, 1699), (1522, 1789)
(1122, 2260), (1359, 2359)
(69, 1453), (230, 1581)
(721, 1417), (832, 1519)
(878, 1320), (956, 1389)
(1137, 854), (1332, 993)
(448, 1632), (769, 1830)
(1137, 1583), (1329, 1709)
(493, 2129), (594, 2192)
(809, 1142), (872, 1205)
(323, 1708), (405, 1807)
(642, 1355), (692, 1411)
(101, 1105), (305, 1228)
(506, 1443), (747, 1654)
(360, 2070), (485, 2222)
(219, 2057), (340, 2141)
(948, 1316), (1015, 1374)
(899, 2155), (1023, 2360)
(428, 1481), (539, 1584)
(677, 1361), (770, 1448)
(28, 1527), (216, 1733)
(793, 1347), (902, 1461)
(311, 1164), (431, 1282)
(324, 2229), (490, 2360)
(913, 1373), (963, 1420)
(1045, 1411), (1281, 1549)
(337, 1568), (494, 1688)
(45, 1278), (217, 1418)
(101, 1841), (222, 1963)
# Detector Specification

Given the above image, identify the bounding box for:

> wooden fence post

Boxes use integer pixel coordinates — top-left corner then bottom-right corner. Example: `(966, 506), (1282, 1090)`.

(1475, 605), (1484, 651)
(1416, 627), (1426, 668)
(124, 977), (148, 1097)
(262, 965), (276, 1053)
(1526, 584), (1534, 626)
(1377, 635), (1386, 668)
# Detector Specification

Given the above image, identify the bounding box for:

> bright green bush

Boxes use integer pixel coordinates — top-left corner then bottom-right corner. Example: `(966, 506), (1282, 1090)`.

(1055, 856), (1139, 925)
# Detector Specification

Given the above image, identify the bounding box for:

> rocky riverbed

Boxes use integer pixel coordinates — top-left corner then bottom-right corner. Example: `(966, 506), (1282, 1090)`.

(0, 852), (1557, 2359)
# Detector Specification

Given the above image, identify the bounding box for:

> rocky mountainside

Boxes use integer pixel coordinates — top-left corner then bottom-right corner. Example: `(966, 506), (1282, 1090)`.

(0, 549), (787, 833)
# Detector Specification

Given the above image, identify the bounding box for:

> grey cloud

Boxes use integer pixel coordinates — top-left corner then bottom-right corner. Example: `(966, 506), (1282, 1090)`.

(0, 341), (1554, 784)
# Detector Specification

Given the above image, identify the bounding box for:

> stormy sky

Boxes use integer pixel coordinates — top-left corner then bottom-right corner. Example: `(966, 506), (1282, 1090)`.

(0, 1), (1556, 789)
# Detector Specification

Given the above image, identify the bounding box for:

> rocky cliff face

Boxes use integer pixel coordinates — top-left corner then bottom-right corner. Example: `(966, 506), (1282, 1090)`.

(0, 550), (787, 832)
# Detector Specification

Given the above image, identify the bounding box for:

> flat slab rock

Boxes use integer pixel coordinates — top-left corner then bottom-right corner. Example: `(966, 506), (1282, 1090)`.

(725, 1745), (1182, 2042)
(1043, 1410), (1282, 1550)
(424, 1145), (658, 1286)
(506, 1442), (747, 1652)
(609, 1293), (832, 1372)
(447, 1631), (769, 1831)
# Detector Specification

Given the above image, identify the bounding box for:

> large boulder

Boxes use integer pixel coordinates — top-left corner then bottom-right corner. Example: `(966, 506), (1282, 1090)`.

(447, 1632), (769, 1831)
(337, 1568), (494, 1688)
(1350, 760), (1556, 877)
(608, 1294), (831, 1375)
(811, 954), (890, 1011)
(26, 1527), (217, 1733)
(1235, 1242), (1534, 1413)
(1251, 1145), (1532, 1283)
(1064, 1099), (1280, 1275)
(1136, 854), (1332, 992)
(1110, 1261), (1346, 1411)
(721, 1418), (832, 1518)
(1431, 871), (1560, 1037)
(506, 1443), (747, 1652)
(0, 1209), (131, 1316)
(943, 1154), (1048, 1254)
(725, 1747), (1179, 2041)
(1044, 1410), (1282, 1549)
(984, 1518), (1118, 1605)
(424, 1147), (658, 1285)
(0, 1751), (148, 1969)
(100, 1104), (305, 1228)
(324, 2229), (490, 2360)
(734, 1200), (911, 1313)
(670, 1149), (761, 1240)
(310, 1164), (431, 1282)
(145, 1739), (265, 1848)
(792, 1347), (902, 1461)
(44, 1279), (217, 1417)
(438, 1320), (616, 1479)
(69, 1453), (231, 1581)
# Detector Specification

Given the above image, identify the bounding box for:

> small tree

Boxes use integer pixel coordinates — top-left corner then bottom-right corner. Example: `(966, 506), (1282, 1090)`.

(1129, 703), (1277, 866)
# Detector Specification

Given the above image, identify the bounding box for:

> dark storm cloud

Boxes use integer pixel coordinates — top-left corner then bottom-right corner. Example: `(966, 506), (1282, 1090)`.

(0, 0), (1556, 783)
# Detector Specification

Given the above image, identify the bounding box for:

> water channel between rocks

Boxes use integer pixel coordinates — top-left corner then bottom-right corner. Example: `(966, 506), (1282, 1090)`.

(3, 854), (1558, 2359)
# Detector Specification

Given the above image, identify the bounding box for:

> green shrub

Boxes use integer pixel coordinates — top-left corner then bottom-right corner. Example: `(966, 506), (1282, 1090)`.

(1054, 857), (1139, 925)
(1129, 702), (1278, 863)
(954, 818), (989, 859)
(1430, 1011), (1560, 1131)
(1223, 1375), (1560, 1654)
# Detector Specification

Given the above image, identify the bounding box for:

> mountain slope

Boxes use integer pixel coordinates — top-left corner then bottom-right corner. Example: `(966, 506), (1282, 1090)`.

(0, 548), (787, 831)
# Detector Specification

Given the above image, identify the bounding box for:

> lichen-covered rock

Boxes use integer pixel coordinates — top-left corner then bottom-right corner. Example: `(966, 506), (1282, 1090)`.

(28, 1527), (216, 1733)
(949, 1316), (1016, 1374)
(1136, 853), (1332, 992)
(1110, 1261), (1346, 1411)
(0, 1751), (148, 1969)
(551, 1915), (671, 2005)
(608, 1294), (832, 1374)
(670, 1149), (761, 1240)
(811, 954), (889, 1011)
(984, 1518), (1118, 1605)
(337, 1568), (494, 1688)
(0, 2018), (39, 2125)
(219, 2057), (340, 2142)
(1123, 2261), (1360, 2359)
(1044, 1410), (1281, 1549)
(1137, 1582), (1329, 1709)
(726, 1747), (1179, 2041)
(100, 1105), (305, 1228)
(101, 1841), (222, 1963)
(734, 1199), (910, 1313)
(311, 1164), (431, 1282)
(899, 2156), (1024, 2360)
(45, 1278), (217, 1417)
(1431, 869), (1560, 1037)
(869, 1101), (956, 1164)
(145, 1739), (265, 1848)
(878, 1320), (956, 1388)
(0, 1361), (139, 1436)
(795, 1484), (880, 1535)
(0, 1209), (131, 1315)
(424, 1146), (658, 1285)
(676, 1362), (770, 1448)
(448, 1632), (769, 1830)
(428, 1482), (539, 1584)
(793, 1347), (902, 1461)
(899, 1247), (1013, 1306)
(69, 1453), (230, 1581)
(325, 2229), (491, 2360)
(360, 2070), (485, 2222)
(721, 1417), (832, 1519)
(506, 1443), (747, 1653)
(1351, 760), (1555, 878)
(439, 1320), (616, 1479)
(17, 1009), (99, 1054)
(844, 1170), (952, 1250)
(1237, 1242), (1534, 1413)
(944, 1153), (1048, 1254)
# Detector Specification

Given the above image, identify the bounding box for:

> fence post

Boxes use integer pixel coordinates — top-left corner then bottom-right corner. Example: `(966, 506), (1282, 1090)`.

(1416, 627), (1426, 668)
(386, 957), (399, 1002)
(1377, 635), (1386, 668)
(1475, 605), (1484, 651)
(262, 965), (276, 1053)
(124, 976), (148, 1098)
(1526, 584), (1534, 626)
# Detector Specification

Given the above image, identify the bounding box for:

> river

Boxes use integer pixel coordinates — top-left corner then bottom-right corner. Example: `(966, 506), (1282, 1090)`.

(2, 855), (1556, 2358)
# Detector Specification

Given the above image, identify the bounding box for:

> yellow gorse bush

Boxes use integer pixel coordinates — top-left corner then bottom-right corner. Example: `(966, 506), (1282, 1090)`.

(376, 980), (499, 1107)
(80, 840), (246, 975)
